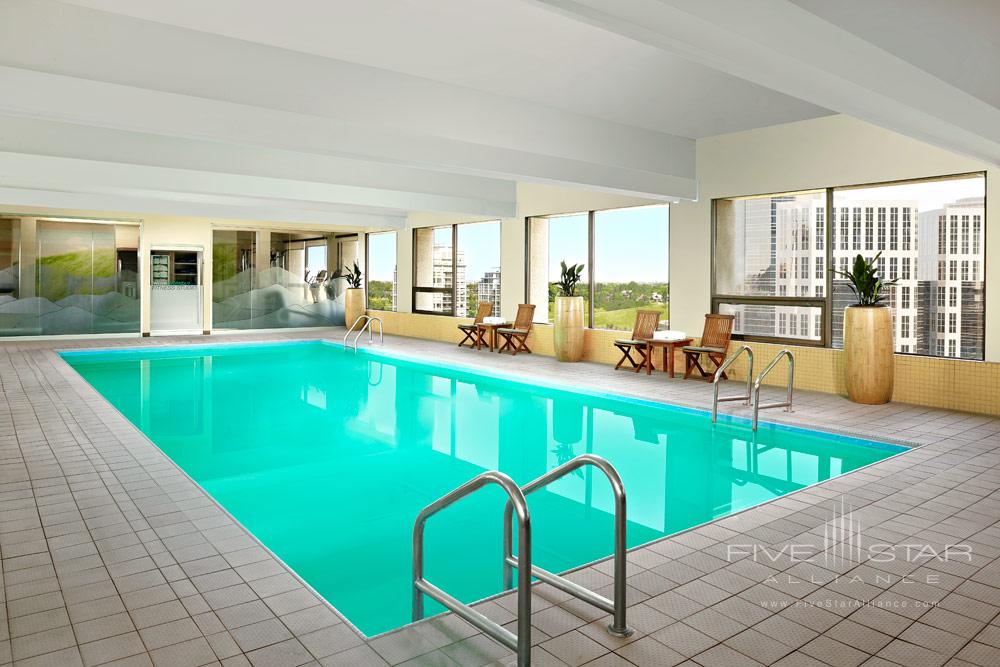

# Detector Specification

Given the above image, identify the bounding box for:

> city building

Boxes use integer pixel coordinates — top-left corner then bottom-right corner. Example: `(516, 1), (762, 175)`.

(477, 267), (502, 314)
(431, 245), (467, 316)
(918, 196), (986, 358)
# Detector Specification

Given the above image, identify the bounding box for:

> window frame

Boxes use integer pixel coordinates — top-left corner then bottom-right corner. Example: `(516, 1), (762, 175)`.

(710, 192), (831, 347)
(523, 204), (670, 331)
(364, 230), (398, 312)
(410, 220), (501, 317)
(710, 171), (987, 358)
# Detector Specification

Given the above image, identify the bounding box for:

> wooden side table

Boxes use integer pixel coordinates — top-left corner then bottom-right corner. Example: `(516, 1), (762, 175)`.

(476, 322), (509, 352)
(642, 337), (694, 377)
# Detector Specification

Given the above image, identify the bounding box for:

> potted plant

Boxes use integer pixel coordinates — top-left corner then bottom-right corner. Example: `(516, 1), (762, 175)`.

(553, 261), (585, 362)
(834, 252), (897, 404)
(334, 261), (366, 329)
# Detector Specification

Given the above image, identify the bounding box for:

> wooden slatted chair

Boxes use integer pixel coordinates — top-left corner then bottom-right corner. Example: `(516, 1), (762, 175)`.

(458, 301), (493, 347)
(497, 304), (536, 355)
(683, 314), (736, 381)
(614, 309), (661, 372)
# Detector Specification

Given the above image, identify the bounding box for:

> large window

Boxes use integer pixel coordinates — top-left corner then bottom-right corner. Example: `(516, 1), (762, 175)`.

(0, 217), (140, 336)
(831, 175), (985, 359)
(527, 205), (669, 330)
(365, 232), (397, 312)
(413, 220), (500, 316)
(527, 213), (589, 324)
(712, 173), (985, 359)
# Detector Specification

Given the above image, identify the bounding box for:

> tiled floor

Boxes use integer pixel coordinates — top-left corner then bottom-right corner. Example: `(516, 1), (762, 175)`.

(1, 329), (999, 667)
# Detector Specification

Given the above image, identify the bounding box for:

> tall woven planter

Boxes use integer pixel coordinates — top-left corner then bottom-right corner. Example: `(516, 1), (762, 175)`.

(844, 305), (893, 404)
(345, 288), (366, 330)
(553, 296), (584, 362)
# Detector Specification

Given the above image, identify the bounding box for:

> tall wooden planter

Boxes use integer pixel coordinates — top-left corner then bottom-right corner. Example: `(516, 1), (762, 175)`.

(553, 296), (584, 362)
(844, 305), (893, 404)
(345, 288), (366, 330)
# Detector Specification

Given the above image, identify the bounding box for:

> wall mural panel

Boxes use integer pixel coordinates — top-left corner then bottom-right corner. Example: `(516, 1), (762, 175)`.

(0, 218), (140, 336)
(212, 229), (345, 329)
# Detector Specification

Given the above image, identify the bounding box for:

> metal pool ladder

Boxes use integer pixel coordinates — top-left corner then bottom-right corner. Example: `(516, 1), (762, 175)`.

(412, 454), (633, 667)
(712, 345), (753, 423)
(343, 315), (383, 351)
(752, 349), (795, 431)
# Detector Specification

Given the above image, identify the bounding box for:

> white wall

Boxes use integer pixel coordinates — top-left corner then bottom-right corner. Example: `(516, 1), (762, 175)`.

(669, 114), (999, 361)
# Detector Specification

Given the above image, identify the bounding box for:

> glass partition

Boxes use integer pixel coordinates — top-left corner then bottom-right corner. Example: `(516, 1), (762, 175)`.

(212, 229), (337, 329)
(0, 217), (140, 336)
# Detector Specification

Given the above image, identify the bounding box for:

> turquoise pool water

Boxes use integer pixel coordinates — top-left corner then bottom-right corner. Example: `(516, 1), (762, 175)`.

(62, 341), (903, 635)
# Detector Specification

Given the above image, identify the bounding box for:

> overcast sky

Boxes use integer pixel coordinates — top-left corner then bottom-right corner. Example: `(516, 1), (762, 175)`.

(833, 173), (984, 211)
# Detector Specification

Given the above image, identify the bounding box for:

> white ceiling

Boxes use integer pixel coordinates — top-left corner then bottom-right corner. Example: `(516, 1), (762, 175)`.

(790, 0), (1000, 110)
(0, 0), (993, 227)
(56, 0), (832, 139)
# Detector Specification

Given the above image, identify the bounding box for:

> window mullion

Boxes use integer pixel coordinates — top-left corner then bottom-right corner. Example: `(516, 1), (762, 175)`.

(451, 223), (458, 317)
(825, 187), (834, 348)
(587, 210), (595, 329)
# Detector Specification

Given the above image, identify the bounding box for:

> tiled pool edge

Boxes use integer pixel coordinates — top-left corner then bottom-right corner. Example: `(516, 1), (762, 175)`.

(1, 329), (998, 667)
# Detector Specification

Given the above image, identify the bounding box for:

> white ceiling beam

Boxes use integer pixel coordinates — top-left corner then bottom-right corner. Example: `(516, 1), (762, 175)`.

(0, 117), (517, 219)
(0, 151), (415, 229)
(0, 187), (406, 229)
(530, 0), (1000, 166)
(0, 0), (697, 199)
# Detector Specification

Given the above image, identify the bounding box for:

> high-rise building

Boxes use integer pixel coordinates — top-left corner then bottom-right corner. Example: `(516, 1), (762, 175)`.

(431, 245), (466, 315)
(726, 196), (923, 352)
(391, 267), (397, 312)
(829, 200), (920, 353)
(916, 196), (985, 359)
(477, 268), (501, 314)
(725, 193), (984, 359)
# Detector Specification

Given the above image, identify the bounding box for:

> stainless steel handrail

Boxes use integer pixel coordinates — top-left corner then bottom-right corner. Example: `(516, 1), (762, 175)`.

(344, 315), (383, 351)
(503, 454), (634, 638)
(343, 315), (368, 349)
(752, 349), (795, 431)
(413, 471), (533, 667)
(712, 345), (753, 423)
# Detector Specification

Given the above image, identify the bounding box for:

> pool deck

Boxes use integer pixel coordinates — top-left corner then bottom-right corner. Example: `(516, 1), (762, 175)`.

(1, 328), (999, 667)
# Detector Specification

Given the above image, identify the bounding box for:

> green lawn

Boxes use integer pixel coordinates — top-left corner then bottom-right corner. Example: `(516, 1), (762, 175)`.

(593, 305), (668, 331)
(546, 302), (669, 332)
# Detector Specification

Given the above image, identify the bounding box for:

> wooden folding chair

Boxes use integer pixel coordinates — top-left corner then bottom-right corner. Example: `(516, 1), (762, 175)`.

(497, 304), (536, 355)
(614, 310), (661, 372)
(683, 314), (735, 381)
(458, 301), (493, 347)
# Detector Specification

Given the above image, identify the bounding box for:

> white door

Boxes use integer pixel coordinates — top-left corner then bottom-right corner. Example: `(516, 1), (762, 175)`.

(150, 246), (204, 334)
